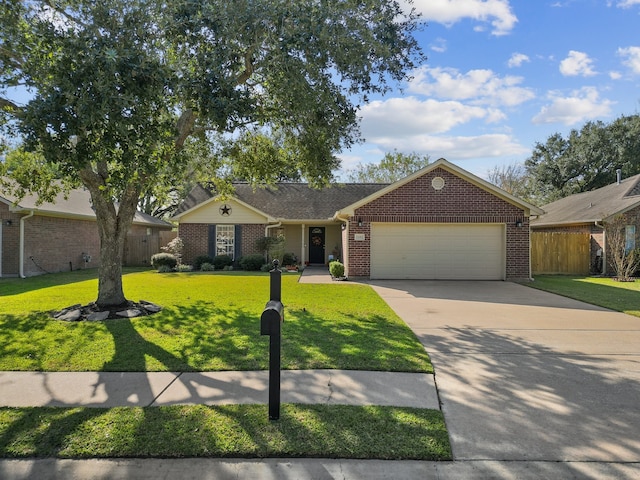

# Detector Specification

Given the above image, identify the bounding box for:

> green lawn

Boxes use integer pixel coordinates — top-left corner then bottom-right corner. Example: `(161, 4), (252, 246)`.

(528, 275), (640, 318)
(0, 269), (433, 372)
(0, 404), (451, 460)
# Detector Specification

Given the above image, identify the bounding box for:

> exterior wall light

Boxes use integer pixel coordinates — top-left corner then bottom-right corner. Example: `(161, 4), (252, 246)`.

(515, 220), (523, 228)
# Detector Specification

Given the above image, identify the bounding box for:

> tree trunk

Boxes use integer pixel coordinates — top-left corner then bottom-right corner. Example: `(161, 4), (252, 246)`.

(79, 167), (141, 308)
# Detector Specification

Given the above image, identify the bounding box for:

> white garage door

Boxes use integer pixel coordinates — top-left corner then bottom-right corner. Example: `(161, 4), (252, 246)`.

(370, 223), (505, 280)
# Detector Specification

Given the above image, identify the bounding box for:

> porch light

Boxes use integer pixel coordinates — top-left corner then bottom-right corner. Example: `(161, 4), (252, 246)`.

(515, 220), (523, 228)
(4, 220), (12, 226)
(357, 218), (363, 227)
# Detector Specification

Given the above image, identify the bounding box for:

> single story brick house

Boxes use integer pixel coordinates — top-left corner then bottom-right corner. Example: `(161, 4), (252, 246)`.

(173, 158), (543, 281)
(530, 171), (640, 275)
(1, 186), (172, 277)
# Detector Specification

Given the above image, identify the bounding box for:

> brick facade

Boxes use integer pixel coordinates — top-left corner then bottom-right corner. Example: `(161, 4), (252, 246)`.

(347, 167), (530, 279)
(179, 223), (266, 265)
(1, 203), (169, 277)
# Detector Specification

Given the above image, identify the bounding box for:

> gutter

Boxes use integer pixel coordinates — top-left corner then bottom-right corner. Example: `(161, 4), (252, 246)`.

(19, 210), (35, 278)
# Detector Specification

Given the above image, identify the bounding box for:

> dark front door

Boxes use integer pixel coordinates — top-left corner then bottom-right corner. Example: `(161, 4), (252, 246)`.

(309, 227), (325, 264)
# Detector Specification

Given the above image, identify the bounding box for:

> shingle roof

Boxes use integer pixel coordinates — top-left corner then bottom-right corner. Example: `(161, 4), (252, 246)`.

(531, 173), (640, 227)
(174, 183), (390, 220)
(1, 185), (171, 227)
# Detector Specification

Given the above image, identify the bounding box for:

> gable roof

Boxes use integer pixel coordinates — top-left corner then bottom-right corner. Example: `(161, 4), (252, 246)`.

(1, 186), (171, 227)
(336, 158), (544, 217)
(172, 182), (390, 221)
(531, 173), (640, 227)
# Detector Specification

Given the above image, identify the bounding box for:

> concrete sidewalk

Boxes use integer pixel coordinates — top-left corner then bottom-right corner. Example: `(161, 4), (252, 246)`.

(0, 369), (438, 409)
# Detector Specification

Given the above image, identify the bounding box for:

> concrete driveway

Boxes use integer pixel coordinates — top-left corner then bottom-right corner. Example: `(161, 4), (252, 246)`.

(369, 280), (640, 464)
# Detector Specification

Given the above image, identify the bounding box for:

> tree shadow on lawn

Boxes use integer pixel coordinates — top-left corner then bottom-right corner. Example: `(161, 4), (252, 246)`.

(0, 299), (443, 461)
(424, 327), (640, 462)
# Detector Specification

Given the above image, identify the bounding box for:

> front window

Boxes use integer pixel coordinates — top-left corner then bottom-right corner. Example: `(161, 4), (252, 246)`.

(216, 225), (235, 258)
(625, 225), (636, 253)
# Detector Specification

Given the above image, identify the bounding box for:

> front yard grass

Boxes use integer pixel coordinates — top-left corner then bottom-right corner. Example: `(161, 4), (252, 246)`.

(528, 275), (640, 318)
(0, 404), (451, 460)
(0, 269), (432, 372)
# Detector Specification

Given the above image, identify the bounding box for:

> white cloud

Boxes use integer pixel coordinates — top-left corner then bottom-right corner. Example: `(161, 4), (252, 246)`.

(609, 71), (622, 80)
(615, 1), (640, 7)
(618, 46), (640, 74)
(430, 38), (448, 53)
(407, 0), (518, 36)
(365, 133), (528, 161)
(559, 51), (597, 77)
(532, 87), (614, 125)
(359, 97), (490, 137)
(508, 53), (530, 68)
(408, 66), (535, 107)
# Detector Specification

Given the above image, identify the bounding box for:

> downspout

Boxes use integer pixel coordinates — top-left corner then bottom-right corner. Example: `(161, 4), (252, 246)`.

(264, 222), (282, 237)
(19, 210), (35, 278)
(595, 221), (606, 275)
(335, 213), (350, 277)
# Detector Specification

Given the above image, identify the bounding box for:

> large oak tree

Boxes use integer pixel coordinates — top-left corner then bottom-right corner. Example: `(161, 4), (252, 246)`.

(1, 0), (423, 306)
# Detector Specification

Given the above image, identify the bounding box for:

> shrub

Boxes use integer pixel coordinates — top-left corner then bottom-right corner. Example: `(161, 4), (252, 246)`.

(213, 255), (233, 270)
(329, 260), (345, 278)
(151, 253), (177, 270)
(260, 263), (272, 272)
(176, 264), (193, 272)
(200, 262), (215, 271)
(193, 255), (214, 271)
(161, 236), (184, 264)
(239, 254), (265, 271)
(157, 265), (174, 273)
(282, 252), (297, 266)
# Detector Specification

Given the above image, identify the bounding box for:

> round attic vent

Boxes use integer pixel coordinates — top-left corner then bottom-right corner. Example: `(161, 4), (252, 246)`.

(431, 176), (445, 190)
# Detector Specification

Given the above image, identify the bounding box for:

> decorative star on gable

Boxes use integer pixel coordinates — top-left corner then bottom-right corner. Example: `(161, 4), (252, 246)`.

(219, 204), (232, 216)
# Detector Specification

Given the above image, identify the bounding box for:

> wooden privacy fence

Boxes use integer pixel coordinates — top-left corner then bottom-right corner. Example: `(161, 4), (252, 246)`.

(531, 231), (591, 275)
(124, 231), (177, 267)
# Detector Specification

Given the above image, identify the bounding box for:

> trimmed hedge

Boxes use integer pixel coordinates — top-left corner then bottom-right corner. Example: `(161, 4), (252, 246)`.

(151, 253), (177, 270)
(239, 254), (265, 271)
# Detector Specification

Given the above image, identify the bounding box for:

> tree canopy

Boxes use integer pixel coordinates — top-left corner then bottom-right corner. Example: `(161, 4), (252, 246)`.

(524, 115), (640, 204)
(0, 0), (424, 306)
(344, 150), (430, 183)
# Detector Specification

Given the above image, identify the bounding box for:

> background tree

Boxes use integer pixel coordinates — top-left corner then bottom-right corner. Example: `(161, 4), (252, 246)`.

(344, 150), (430, 183)
(524, 115), (640, 204)
(605, 214), (640, 281)
(486, 162), (531, 200)
(0, 0), (423, 307)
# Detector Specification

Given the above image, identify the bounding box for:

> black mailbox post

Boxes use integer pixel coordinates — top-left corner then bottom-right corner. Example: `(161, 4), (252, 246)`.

(260, 260), (284, 420)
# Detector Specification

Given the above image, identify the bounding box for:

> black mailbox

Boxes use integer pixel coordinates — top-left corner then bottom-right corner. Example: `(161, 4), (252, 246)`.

(261, 300), (284, 335)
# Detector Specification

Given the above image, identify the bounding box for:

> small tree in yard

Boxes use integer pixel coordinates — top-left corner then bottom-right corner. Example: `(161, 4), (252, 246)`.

(606, 215), (640, 281)
(0, 0), (423, 308)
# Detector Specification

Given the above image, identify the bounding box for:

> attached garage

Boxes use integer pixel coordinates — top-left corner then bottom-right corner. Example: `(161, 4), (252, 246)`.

(370, 223), (505, 280)
(339, 159), (544, 281)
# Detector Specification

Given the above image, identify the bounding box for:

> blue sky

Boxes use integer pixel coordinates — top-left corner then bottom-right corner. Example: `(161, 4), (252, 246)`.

(338, 0), (640, 180)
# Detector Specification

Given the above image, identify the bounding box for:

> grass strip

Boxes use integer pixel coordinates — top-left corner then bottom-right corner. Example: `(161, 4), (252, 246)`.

(528, 275), (640, 318)
(0, 404), (451, 460)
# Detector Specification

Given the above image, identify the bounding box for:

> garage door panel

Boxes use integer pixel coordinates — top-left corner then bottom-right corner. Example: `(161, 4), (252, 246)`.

(371, 223), (505, 280)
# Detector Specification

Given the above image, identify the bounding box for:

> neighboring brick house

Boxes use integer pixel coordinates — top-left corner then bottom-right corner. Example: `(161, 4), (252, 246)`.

(0, 186), (172, 277)
(531, 171), (640, 275)
(173, 158), (543, 281)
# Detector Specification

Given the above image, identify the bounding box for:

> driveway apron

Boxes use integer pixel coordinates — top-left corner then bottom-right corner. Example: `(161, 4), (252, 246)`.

(369, 280), (640, 463)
